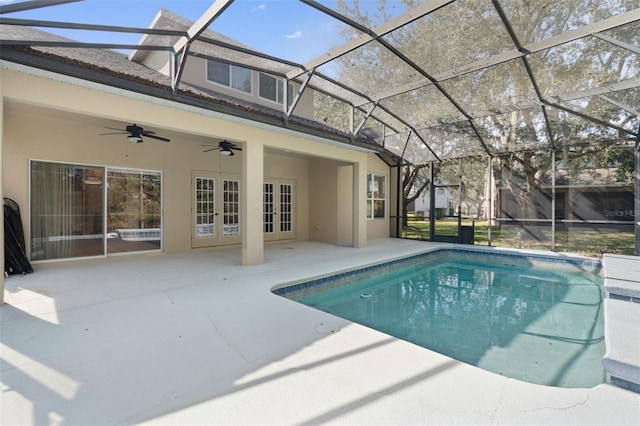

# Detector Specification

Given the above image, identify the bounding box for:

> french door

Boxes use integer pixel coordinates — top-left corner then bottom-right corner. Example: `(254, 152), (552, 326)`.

(192, 172), (241, 248)
(263, 180), (295, 241)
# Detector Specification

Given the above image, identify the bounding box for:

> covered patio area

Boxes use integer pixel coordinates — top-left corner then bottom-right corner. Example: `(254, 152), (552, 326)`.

(2, 239), (638, 425)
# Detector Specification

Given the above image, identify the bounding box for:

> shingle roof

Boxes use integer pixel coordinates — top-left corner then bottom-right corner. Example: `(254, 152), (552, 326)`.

(0, 22), (382, 152)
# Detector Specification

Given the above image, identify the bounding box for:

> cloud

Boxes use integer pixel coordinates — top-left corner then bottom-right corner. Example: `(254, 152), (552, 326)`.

(286, 31), (302, 39)
(252, 4), (266, 13)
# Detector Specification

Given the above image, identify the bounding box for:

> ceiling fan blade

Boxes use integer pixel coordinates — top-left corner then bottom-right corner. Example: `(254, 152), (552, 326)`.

(203, 147), (221, 152)
(99, 131), (127, 135)
(104, 126), (125, 131)
(231, 146), (242, 151)
(143, 133), (171, 142)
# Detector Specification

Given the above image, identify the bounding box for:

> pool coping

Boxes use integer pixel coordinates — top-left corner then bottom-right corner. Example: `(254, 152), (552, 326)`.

(3, 239), (639, 424)
(272, 244), (640, 394)
(602, 254), (640, 392)
(272, 244), (603, 298)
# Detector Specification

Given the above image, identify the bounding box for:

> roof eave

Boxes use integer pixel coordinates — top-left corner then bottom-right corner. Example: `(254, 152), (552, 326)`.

(0, 48), (382, 153)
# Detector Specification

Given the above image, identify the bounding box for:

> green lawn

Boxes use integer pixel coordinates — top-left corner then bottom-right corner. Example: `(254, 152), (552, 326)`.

(403, 218), (635, 257)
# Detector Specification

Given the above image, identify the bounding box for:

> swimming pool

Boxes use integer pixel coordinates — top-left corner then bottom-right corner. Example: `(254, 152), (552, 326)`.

(273, 248), (606, 388)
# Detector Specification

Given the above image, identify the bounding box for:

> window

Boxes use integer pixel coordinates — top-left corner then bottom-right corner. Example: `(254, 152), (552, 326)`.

(259, 72), (294, 105)
(195, 177), (216, 238)
(263, 182), (274, 233)
(30, 161), (105, 260)
(222, 179), (240, 236)
(106, 169), (162, 254)
(206, 59), (252, 94)
(367, 173), (386, 219)
(279, 183), (293, 232)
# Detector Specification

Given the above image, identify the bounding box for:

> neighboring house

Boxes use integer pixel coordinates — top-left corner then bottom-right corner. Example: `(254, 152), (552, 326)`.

(497, 167), (634, 230)
(409, 188), (451, 217)
(0, 9), (397, 272)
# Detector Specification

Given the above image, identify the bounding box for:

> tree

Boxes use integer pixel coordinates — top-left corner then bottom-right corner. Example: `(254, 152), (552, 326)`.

(330, 0), (638, 225)
(402, 162), (430, 224)
(438, 158), (489, 217)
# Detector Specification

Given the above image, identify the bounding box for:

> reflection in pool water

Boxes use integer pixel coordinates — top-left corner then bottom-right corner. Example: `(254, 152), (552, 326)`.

(282, 251), (605, 388)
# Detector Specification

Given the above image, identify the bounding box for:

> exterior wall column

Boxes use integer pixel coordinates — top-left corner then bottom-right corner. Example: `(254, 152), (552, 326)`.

(352, 161), (367, 248)
(336, 165), (353, 246)
(242, 140), (264, 265)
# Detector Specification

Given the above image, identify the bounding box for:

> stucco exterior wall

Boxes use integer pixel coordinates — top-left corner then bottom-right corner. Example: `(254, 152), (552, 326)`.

(337, 165), (354, 246)
(367, 154), (392, 240)
(0, 67), (387, 263)
(264, 151), (310, 241)
(132, 50), (173, 78)
(308, 158), (339, 244)
(180, 56), (316, 121)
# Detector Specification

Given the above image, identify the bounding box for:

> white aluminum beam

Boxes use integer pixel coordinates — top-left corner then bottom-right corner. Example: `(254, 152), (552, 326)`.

(526, 8), (640, 54)
(598, 95), (640, 117)
(286, 0), (455, 80)
(172, 0), (234, 90)
(283, 1), (639, 140)
(593, 33), (640, 55)
(550, 78), (640, 102)
(360, 7), (640, 105)
(285, 70), (314, 124)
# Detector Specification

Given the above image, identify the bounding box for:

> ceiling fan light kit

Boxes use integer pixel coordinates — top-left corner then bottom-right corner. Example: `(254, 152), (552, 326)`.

(202, 140), (242, 157)
(100, 123), (170, 143)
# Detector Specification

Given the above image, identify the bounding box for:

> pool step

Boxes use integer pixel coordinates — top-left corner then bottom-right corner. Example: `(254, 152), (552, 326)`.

(602, 254), (640, 393)
(603, 254), (640, 301)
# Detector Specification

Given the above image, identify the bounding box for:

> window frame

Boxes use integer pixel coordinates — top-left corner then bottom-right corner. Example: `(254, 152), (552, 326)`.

(367, 172), (386, 220)
(258, 72), (294, 106)
(29, 159), (163, 262)
(206, 59), (253, 95)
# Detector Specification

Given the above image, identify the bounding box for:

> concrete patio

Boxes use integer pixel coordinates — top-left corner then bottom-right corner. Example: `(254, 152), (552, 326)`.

(1, 239), (639, 425)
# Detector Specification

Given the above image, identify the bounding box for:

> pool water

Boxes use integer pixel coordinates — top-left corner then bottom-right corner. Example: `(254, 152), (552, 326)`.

(289, 253), (606, 388)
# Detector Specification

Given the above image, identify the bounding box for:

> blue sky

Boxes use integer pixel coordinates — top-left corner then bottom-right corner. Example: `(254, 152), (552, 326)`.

(0, 0), (360, 63)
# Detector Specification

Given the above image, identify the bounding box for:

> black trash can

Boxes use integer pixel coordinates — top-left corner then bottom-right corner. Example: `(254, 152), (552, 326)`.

(460, 225), (474, 245)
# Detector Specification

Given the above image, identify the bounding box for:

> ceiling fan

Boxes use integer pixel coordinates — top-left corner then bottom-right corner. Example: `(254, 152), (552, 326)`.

(203, 140), (242, 156)
(100, 124), (170, 143)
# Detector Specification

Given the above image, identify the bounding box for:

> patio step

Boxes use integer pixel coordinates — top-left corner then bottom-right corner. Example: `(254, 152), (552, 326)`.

(602, 254), (640, 393)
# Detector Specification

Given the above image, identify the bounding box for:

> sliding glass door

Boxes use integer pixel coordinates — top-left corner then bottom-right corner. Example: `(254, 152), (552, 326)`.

(30, 162), (105, 260)
(107, 169), (162, 254)
(30, 161), (162, 261)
